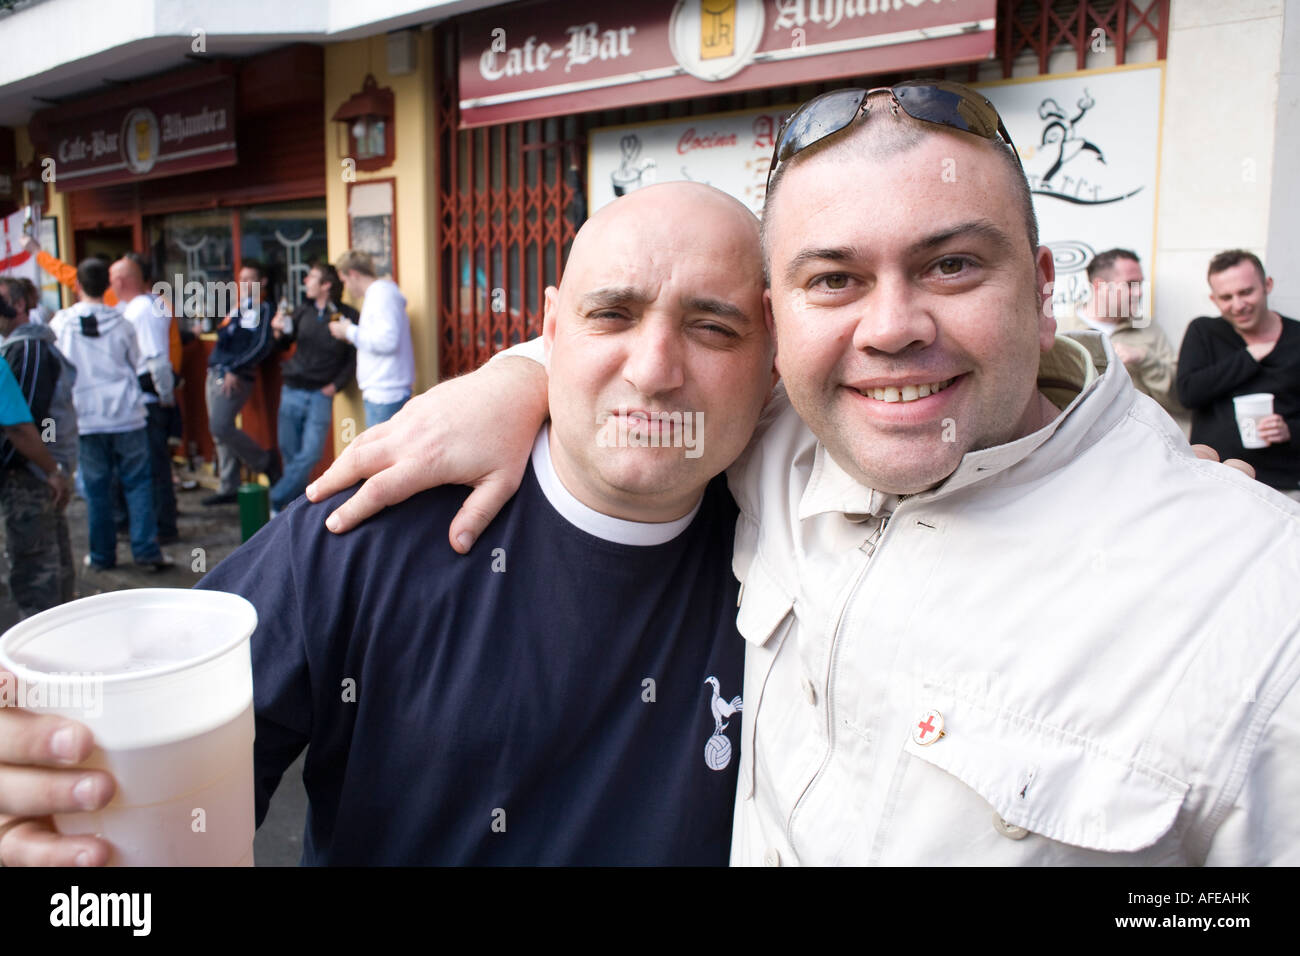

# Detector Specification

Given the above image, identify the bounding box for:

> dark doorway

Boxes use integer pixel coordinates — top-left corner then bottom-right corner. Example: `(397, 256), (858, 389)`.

(75, 227), (134, 264)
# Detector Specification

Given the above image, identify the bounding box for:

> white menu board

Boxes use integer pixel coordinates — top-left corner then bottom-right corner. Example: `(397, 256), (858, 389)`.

(979, 65), (1164, 315)
(588, 104), (795, 217)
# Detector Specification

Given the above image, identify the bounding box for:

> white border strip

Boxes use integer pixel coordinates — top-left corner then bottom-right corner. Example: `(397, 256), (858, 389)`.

(462, 65), (686, 109)
(56, 141), (237, 180)
(754, 18), (995, 63)
(55, 161), (128, 180)
(460, 19), (995, 111)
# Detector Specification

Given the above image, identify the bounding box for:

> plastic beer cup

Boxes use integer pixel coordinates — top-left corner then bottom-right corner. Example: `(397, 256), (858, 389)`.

(0, 589), (258, 866)
(1233, 393), (1274, 450)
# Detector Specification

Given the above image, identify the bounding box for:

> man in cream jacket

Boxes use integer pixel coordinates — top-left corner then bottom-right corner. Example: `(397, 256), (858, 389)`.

(1055, 248), (1188, 429)
(723, 87), (1298, 865)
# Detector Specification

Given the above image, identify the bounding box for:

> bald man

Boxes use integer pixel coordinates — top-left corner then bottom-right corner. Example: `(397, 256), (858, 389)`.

(0, 183), (776, 866)
(109, 254), (178, 542)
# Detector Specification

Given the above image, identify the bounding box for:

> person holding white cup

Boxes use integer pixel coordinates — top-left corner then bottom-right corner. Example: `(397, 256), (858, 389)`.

(1177, 250), (1300, 500)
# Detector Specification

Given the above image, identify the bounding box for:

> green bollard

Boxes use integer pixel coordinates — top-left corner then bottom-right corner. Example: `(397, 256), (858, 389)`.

(238, 482), (270, 542)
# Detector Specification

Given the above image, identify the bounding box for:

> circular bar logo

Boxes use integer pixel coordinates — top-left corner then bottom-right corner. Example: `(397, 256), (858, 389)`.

(669, 0), (764, 82)
(120, 108), (160, 175)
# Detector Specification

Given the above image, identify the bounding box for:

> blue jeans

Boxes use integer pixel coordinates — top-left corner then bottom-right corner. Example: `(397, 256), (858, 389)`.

(271, 386), (334, 510)
(364, 392), (410, 429)
(80, 429), (161, 567)
(111, 403), (178, 537)
(145, 403), (179, 538)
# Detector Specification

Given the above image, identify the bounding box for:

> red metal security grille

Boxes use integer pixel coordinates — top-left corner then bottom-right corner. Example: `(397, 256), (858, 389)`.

(436, 28), (582, 379)
(999, 0), (1170, 76)
(434, 0), (1169, 378)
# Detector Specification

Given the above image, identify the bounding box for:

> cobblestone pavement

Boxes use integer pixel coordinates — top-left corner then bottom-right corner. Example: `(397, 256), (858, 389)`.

(0, 474), (308, 866)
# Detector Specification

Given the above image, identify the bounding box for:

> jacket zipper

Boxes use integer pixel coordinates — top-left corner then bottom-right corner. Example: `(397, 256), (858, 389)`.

(784, 508), (898, 849)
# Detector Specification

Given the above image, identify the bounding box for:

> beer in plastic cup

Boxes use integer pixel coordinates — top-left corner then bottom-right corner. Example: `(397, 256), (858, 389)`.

(0, 589), (258, 866)
(1233, 393), (1274, 450)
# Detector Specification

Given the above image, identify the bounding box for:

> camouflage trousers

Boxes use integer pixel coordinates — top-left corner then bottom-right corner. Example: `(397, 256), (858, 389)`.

(0, 466), (74, 618)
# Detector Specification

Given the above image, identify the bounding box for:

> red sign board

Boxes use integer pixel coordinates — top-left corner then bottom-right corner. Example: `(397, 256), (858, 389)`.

(46, 79), (237, 191)
(458, 0), (996, 128)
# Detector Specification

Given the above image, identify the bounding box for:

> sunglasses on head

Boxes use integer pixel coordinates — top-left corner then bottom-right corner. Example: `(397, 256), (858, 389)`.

(766, 81), (1019, 194)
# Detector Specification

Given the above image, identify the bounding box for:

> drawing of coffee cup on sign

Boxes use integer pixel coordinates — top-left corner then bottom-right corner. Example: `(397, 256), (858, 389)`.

(611, 135), (656, 197)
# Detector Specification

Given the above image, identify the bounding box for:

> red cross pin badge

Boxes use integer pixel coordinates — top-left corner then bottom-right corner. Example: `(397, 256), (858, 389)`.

(912, 709), (946, 746)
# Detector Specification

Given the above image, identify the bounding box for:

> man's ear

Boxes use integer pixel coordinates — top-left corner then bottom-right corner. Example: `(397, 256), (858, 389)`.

(1035, 245), (1057, 350)
(763, 289), (780, 385)
(541, 286), (560, 364)
(1265, 276), (1274, 296)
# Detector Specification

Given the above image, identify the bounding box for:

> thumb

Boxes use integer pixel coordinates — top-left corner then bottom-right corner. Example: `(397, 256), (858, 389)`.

(449, 476), (514, 554)
(1222, 458), (1257, 480)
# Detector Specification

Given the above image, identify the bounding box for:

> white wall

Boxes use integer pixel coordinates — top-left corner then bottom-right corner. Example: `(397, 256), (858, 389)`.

(1155, 0), (1286, 342)
(972, 0), (1289, 345)
(1265, 0), (1300, 319)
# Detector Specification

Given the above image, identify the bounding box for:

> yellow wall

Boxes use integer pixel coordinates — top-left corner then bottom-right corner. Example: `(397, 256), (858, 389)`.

(324, 30), (439, 436)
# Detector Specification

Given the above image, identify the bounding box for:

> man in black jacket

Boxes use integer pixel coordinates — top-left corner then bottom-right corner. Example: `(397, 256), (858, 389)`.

(268, 263), (357, 513)
(203, 261), (281, 506)
(1177, 249), (1299, 498)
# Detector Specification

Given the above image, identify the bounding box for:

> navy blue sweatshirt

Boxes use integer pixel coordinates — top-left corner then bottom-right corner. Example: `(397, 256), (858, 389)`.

(197, 460), (744, 865)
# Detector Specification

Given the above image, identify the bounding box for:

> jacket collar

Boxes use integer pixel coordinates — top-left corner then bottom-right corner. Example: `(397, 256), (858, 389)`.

(0, 321), (55, 344)
(1073, 298), (1145, 333)
(798, 333), (1113, 522)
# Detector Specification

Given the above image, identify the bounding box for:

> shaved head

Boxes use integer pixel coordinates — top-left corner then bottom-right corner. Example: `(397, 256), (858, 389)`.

(109, 257), (142, 283)
(560, 182), (761, 299)
(109, 255), (147, 301)
(542, 181), (773, 522)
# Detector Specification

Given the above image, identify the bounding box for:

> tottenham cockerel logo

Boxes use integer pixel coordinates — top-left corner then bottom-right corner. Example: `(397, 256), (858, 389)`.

(703, 676), (742, 771)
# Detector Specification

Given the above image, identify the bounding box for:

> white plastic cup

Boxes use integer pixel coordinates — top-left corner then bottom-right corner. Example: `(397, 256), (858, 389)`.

(0, 589), (258, 866)
(1233, 393), (1274, 450)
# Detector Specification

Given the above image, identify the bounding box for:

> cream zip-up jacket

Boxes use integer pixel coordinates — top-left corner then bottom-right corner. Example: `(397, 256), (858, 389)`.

(727, 332), (1300, 866)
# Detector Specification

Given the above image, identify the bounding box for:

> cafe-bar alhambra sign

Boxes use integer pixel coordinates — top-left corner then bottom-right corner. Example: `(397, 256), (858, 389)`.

(458, 0), (996, 127)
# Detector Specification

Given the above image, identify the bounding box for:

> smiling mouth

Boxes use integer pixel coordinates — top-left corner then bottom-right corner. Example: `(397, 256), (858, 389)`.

(855, 378), (956, 404)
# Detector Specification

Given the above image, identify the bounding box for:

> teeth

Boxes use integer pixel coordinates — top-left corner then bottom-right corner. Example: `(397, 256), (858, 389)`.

(861, 379), (952, 403)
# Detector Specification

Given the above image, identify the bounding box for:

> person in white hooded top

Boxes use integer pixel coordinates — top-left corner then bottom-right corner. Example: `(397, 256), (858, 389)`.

(49, 258), (171, 572)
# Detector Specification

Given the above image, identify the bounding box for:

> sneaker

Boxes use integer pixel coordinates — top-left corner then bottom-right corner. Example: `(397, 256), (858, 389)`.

(82, 554), (113, 572)
(202, 492), (238, 506)
(136, 554), (175, 573)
